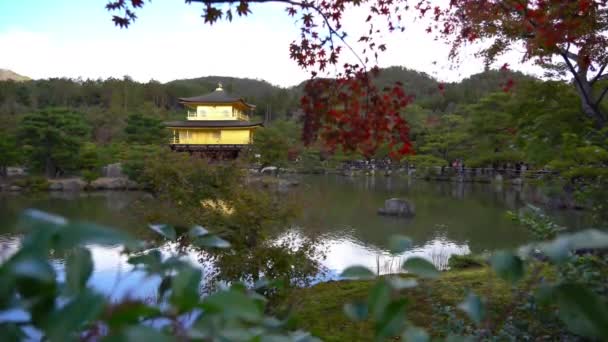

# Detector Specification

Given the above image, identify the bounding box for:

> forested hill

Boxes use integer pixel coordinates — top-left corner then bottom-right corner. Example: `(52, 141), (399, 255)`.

(0, 66), (537, 133)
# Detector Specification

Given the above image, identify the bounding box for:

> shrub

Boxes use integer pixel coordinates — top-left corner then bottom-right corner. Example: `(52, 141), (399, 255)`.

(12, 175), (49, 192)
(448, 254), (486, 270)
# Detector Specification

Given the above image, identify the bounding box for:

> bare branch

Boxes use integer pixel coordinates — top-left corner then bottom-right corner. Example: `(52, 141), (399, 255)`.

(591, 62), (608, 85)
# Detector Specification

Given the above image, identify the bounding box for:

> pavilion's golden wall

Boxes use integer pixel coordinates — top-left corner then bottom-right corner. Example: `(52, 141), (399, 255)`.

(171, 128), (253, 145)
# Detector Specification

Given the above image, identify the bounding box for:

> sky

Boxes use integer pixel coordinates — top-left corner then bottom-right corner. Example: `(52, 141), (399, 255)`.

(0, 0), (544, 87)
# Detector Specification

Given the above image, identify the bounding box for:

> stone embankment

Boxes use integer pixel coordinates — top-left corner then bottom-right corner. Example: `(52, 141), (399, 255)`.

(0, 163), (143, 193)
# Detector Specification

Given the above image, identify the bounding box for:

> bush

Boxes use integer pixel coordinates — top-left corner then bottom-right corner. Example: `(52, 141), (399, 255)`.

(12, 175), (49, 192)
(448, 254), (486, 270)
(81, 170), (100, 185)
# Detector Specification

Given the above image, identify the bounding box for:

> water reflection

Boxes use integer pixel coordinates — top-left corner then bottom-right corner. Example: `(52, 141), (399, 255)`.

(0, 176), (589, 297)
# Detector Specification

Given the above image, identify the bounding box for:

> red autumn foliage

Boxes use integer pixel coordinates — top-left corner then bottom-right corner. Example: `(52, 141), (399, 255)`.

(419, 0), (608, 127)
(300, 69), (412, 158)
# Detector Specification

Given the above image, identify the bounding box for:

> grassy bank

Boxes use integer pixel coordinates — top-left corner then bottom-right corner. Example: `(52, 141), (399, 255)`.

(272, 267), (559, 341)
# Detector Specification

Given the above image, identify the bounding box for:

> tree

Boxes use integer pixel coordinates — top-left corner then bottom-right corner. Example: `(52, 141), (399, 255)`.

(418, 113), (470, 162)
(18, 108), (89, 177)
(428, 0), (608, 129)
(464, 92), (523, 166)
(253, 121), (296, 167)
(124, 113), (167, 145)
(0, 131), (19, 177)
(510, 80), (591, 165)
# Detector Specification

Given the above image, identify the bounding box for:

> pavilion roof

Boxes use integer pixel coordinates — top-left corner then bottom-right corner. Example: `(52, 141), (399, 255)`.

(178, 84), (255, 109)
(164, 120), (263, 128)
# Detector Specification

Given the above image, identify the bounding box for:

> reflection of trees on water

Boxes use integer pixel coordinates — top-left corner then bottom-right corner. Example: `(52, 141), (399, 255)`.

(290, 175), (535, 254)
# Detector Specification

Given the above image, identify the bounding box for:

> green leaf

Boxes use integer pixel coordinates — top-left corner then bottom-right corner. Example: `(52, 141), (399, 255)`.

(388, 235), (413, 254)
(148, 224), (176, 240)
(158, 275), (172, 299)
(386, 276), (418, 290)
(65, 247), (93, 295)
(60, 222), (137, 250)
(170, 266), (202, 312)
(340, 266), (376, 279)
(368, 280), (391, 320)
(188, 225), (209, 238)
(104, 301), (162, 329)
(11, 257), (56, 283)
(402, 257), (440, 279)
(535, 229), (608, 263)
(128, 250), (163, 274)
(194, 235), (231, 249)
(0, 323), (27, 341)
(107, 326), (174, 342)
(490, 251), (524, 283)
(344, 302), (368, 321)
(375, 298), (408, 339)
(201, 289), (263, 322)
(402, 326), (429, 342)
(45, 290), (105, 341)
(19, 209), (67, 231)
(554, 283), (608, 339)
(457, 291), (485, 325)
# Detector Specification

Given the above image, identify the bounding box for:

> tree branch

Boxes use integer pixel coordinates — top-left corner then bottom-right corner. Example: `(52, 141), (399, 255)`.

(559, 50), (594, 109)
(186, 0), (367, 71)
(591, 62), (608, 85)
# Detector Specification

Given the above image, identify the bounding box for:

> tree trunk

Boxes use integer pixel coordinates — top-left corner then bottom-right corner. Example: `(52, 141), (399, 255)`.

(45, 156), (56, 178)
(573, 75), (607, 129)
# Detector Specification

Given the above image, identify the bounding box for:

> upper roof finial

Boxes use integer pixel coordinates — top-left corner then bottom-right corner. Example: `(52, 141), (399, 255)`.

(216, 82), (223, 91)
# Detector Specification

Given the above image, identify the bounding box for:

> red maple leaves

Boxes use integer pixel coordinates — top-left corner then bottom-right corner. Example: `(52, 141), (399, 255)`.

(301, 70), (413, 159)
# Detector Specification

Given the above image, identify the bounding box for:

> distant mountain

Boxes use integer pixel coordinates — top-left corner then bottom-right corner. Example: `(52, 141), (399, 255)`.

(0, 69), (31, 81)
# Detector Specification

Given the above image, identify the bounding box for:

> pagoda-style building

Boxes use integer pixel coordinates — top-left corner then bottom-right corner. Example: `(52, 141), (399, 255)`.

(165, 83), (263, 159)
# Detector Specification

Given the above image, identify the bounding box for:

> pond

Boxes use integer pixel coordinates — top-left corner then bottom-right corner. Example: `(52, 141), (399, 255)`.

(0, 175), (587, 299)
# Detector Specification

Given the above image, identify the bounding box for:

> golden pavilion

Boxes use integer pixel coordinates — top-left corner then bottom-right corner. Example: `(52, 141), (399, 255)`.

(165, 83), (263, 158)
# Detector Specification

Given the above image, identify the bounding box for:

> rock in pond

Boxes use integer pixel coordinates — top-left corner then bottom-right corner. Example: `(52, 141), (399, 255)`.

(48, 182), (63, 191)
(377, 198), (415, 218)
(9, 185), (22, 192)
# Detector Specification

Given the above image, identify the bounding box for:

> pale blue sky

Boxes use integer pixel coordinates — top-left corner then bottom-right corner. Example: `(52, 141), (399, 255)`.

(0, 1), (541, 86)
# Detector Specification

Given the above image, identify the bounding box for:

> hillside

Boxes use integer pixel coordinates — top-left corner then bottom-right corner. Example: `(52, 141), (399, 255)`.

(0, 69), (31, 81)
(0, 66), (539, 123)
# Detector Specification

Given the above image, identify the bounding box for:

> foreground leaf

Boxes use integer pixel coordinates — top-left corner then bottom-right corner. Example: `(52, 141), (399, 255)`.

(403, 326), (429, 342)
(201, 289), (263, 322)
(340, 266), (376, 279)
(188, 225), (209, 238)
(148, 224), (176, 240)
(388, 235), (413, 254)
(45, 290), (105, 341)
(402, 257), (439, 279)
(490, 251), (524, 283)
(458, 291), (484, 325)
(65, 247), (93, 295)
(194, 235), (231, 249)
(554, 283), (608, 339)
(344, 302), (368, 321)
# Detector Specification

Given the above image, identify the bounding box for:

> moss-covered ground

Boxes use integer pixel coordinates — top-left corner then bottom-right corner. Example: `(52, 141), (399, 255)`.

(272, 266), (559, 341)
